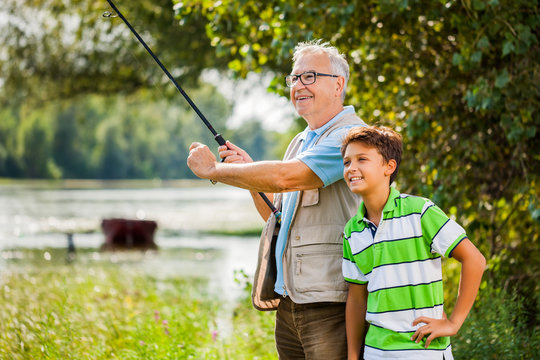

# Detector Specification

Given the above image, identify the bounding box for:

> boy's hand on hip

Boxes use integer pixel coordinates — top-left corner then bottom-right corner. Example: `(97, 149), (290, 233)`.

(411, 313), (459, 348)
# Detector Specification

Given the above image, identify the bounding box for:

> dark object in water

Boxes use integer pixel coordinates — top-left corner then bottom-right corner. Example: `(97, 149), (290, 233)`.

(101, 218), (158, 250)
(66, 232), (76, 263)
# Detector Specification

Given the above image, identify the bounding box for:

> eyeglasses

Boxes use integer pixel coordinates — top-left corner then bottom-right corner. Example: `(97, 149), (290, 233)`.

(284, 71), (339, 88)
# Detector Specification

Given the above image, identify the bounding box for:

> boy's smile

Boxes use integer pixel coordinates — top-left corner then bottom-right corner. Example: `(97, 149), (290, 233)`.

(343, 142), (393, 195)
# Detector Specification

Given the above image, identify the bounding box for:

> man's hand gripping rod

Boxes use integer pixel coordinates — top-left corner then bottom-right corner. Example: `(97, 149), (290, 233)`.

(104, 0), (281, 223)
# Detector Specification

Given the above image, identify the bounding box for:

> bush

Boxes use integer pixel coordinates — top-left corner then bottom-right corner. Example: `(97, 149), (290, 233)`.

(453, 287), (539, 359)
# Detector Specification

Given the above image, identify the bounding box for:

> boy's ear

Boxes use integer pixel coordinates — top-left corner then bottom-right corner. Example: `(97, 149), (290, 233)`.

(384, 159), (397, 177)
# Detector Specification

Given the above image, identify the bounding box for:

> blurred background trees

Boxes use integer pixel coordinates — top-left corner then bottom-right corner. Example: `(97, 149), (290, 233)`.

(1, 0), (538, 345)
(0, 0), (278, 179)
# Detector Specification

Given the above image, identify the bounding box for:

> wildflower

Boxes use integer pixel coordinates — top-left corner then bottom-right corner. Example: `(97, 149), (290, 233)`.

(162, 319), (170, 336)
(211, 330), (218, 342)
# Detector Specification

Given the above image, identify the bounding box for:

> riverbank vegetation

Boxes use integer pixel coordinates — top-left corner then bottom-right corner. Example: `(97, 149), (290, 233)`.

(0, 249), (537, 359)
(0, 256), (276, 359)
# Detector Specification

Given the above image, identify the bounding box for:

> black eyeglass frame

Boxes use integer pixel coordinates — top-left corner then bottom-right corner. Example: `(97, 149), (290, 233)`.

(284, 71), (339, 88)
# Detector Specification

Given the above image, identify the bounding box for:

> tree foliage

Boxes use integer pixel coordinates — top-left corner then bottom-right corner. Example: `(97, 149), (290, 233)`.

(0, 0), (227, 106)
(0, 0), (279, 179)
(0, 86), (282, 180)
(174, 0), (540, 306)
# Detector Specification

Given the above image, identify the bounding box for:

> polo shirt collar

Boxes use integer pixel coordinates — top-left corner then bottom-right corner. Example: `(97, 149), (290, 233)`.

(298, 105), (355, 142)
(383, 187), (401, 213)
(356, 187), (401, 224)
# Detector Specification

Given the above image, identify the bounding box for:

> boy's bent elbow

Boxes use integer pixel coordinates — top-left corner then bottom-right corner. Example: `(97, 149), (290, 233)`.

(471, 242), (487, 271)
(467, 246), (487, 276)
(477, 252), (487, 272)
(453, 239), (487, 271)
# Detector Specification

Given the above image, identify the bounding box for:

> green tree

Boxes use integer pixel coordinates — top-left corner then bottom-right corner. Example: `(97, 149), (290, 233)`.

(0, 0), (275, 180)
(16, 108), (60, 178)
(0, 108), (21, 176)
(0, 0), (228, 106)
(226, 119), (269, 161)
(0, 85), (234, 180)
(174, 0), (540, 310)
(52, 105), (86, 178)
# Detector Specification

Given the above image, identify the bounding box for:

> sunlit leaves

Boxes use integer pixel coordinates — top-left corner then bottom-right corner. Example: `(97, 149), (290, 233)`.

(171, 0), (540, 299)
(0, 0), (227, 106)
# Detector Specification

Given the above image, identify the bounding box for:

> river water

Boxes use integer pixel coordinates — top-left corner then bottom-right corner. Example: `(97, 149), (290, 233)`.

(0, 179), (265, 300)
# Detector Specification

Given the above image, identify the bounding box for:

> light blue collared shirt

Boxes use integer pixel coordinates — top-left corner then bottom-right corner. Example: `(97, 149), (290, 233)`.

(274, 105), (362, 295)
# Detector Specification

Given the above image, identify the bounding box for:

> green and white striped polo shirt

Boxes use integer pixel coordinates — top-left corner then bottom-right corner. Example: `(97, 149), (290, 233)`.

(343, 187), (467, 360)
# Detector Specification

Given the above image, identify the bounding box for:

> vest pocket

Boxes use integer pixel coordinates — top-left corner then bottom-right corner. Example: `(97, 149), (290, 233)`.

(301, 189), (319, 207)
(290, 225), (344, 246)
(293, 247), (347, 292)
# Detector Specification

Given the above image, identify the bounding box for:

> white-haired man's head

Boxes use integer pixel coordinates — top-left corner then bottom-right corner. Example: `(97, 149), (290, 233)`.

(292, 39), (349, 101)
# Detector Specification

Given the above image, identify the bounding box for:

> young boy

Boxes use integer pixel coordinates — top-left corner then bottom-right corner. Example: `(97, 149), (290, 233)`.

(341, 126), (486, 360)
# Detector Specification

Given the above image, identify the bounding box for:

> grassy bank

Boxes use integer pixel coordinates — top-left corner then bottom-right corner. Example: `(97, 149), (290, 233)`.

(202, 227), (263, 237)
(0, 262), (276, 359)
(0, 253), (537, 359)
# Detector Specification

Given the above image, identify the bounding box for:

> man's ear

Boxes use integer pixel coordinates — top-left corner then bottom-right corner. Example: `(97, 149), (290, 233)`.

(385, 159), (397, 177)
(335, 76), (345, 98)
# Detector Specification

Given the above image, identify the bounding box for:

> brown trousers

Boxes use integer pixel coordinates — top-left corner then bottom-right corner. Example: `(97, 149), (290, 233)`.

(275, 296), (347, 360)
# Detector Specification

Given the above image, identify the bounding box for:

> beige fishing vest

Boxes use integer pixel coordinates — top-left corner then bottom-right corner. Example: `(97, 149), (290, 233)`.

(252, 112), (365, 311)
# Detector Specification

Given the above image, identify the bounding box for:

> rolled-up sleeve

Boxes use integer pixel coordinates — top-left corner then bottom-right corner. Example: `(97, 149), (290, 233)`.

(297, 126), (356, 187)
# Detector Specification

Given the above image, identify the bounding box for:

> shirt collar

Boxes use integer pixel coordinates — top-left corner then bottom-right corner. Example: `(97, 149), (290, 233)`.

(382, 187), (401, 213)
(356, 187), (401, 224)
(299, 105), (355, 142)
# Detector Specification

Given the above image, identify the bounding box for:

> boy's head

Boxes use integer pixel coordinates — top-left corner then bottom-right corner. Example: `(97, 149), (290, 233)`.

(341, 126), (403, 191)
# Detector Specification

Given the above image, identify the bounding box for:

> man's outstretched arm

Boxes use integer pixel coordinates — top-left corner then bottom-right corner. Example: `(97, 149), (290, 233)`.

(187, 142), (323, 194)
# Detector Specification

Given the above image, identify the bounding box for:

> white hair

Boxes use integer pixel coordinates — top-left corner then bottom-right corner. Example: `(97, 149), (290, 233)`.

(292, 39), (349, 101)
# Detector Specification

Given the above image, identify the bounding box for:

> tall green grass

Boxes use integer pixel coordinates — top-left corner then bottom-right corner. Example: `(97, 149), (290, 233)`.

(0, 263), (277, 359)
(1, 254), (537, 359)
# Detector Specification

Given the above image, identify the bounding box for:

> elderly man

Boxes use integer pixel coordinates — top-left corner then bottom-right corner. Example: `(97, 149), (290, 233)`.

(188, 39), (366, 359)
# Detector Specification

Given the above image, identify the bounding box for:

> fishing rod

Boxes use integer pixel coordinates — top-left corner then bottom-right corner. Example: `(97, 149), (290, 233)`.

(103, 0), (281, 224)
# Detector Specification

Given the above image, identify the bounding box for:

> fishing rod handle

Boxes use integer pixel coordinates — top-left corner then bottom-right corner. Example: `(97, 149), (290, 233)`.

(210, 134), (225, 184)
(214, 134), (226, 164)
(214, 134), (226, 146)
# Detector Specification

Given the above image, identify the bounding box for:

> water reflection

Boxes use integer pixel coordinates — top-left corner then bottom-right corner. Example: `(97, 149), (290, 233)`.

(0, 180), (264, 299)
(0, 180), (263, 241)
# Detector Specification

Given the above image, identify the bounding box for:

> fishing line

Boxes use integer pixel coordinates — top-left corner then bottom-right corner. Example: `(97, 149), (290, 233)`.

(103, 0), (281, 223)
